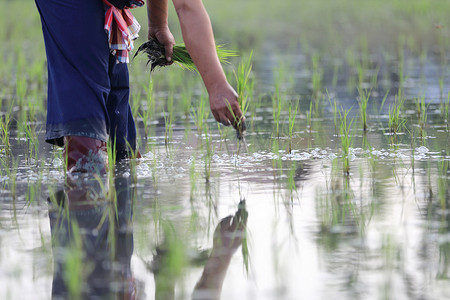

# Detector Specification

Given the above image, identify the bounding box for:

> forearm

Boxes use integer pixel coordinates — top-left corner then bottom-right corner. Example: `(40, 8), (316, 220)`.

(173, 0), (228, 94)
(147, 0), (169, 30)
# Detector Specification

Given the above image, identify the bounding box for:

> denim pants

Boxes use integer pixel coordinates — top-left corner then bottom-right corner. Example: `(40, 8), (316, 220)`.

(35, 0), (137, 152)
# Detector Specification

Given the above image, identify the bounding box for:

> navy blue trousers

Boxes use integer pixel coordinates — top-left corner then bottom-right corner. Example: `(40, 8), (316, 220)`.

(35, 0), (137, 152)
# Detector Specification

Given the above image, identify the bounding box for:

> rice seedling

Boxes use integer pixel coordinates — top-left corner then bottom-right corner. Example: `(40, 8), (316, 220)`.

(306, 101), (313, 135)
(28, 56), (46, 90)
(311, 53), (322, 98)
(331, 62), (340, 89)
(190, 94), (209, 137)
(106, 139), (117, 177)
(6, 157), (19, 200)
(180, 84), (193, 118)
(0, 112), (12, 154)
(415, 95), (429, 141)
(377, 89), (390, 115)
(437, 159), (449, 211)
(442, 91), (450, 131)
(19, 122), (39, 164)
(140, 77), (155, 139)
(439, 77), (445, 101)
(134, 39), (238, 72)
(397, 47), (406, 89)
(358, 88), (370, 132)
(234, 52), (253, 118)
(26, 182), (39, 204)
(203, 126), (213, 183)
(130, 88), (142, 123)
(356, 60), (366, 91)
(163, 93), (174, 148)
(339, 107), (354, 176)
(272, 91), (282, 139)
(287, 101), (298, 153)
(222, 102), (246, 142)
(388, 93), (406, 135)
(273, 61), (289, 95)
(326, 90), (339, 136)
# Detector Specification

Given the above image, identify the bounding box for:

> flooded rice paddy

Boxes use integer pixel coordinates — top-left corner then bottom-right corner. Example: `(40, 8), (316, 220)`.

(2, 1), (450, 299)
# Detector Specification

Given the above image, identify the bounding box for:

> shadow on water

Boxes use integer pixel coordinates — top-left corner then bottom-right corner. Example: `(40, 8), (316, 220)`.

(46, 163), (248, 300)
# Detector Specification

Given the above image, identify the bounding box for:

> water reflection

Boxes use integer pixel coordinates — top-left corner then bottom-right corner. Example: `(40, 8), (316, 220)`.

(48, 166), (135, 299)
(47, 165), (248, 300)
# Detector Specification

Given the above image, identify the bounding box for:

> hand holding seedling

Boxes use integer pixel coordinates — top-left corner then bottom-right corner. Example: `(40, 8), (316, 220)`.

(146, 0), (174, 62)
(147, 27), (175, 63)
(208, 83), (245, 132)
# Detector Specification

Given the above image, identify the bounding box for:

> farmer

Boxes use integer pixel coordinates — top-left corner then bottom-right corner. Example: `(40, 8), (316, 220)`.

(35, 0), (244, 174)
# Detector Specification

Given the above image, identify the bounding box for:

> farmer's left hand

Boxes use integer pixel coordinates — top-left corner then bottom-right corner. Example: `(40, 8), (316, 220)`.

(148, 26), (175, 62)
(209, 83), (245, 130)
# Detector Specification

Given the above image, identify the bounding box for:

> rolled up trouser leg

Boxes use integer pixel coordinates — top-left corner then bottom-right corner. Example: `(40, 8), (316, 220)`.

(64, 136), (108, 174)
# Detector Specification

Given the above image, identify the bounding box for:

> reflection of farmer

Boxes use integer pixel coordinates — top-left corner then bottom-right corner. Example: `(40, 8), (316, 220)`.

(48, 168), (135, 299)
(152, 202), (248, 300)
(35, 0), (244, 173)
(192, 205), (248, 300)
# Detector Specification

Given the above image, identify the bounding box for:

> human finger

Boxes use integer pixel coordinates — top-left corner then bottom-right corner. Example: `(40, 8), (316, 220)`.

(164, 43), (173, 62)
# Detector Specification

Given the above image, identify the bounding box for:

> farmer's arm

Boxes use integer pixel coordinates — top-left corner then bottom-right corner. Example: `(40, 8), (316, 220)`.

(147, 0), (175, 61)
(172, 0), (244, 127)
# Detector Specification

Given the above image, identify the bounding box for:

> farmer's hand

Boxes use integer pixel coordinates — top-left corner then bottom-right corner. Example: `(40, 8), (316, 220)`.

(209, 83), (245, 130)
(148, 27), (175, 62)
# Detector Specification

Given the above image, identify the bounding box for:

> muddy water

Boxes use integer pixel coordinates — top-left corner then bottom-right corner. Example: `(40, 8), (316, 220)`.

(0, 54), (450, 300)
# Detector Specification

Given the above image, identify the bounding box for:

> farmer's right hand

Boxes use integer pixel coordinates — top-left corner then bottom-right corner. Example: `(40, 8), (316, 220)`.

(209, 83), (245, 130)
(148, 27), (175, 62)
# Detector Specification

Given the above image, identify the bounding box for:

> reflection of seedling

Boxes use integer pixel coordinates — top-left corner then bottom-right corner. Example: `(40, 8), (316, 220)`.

(237, 200), (250, 274)
(64, 221), (85, 300)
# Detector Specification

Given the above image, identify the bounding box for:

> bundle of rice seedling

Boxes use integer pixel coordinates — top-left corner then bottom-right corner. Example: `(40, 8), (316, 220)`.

(133, 39), (238, 72)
